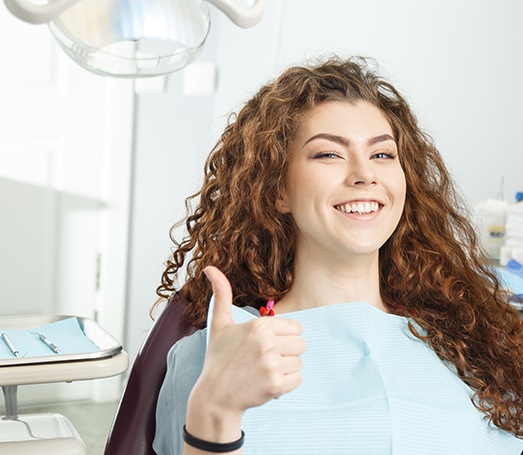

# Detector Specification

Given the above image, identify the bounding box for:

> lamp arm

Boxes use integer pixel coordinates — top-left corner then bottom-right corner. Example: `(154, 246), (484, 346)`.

(206, 0), (266, 28)
(4, 0), (83, 24)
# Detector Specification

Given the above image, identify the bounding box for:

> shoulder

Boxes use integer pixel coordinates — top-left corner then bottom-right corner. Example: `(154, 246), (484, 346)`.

(163, 328), (207, 407)
(164, 328), (207, 395)
(153, 328), (207, 455)
(166, 327), (207, 370)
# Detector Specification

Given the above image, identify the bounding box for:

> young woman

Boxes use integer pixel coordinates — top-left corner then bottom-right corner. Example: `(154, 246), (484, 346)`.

(153, 57), (523, 454)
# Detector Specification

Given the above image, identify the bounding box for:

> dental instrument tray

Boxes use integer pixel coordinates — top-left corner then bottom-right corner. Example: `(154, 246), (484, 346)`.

(0, 315), (122, 366)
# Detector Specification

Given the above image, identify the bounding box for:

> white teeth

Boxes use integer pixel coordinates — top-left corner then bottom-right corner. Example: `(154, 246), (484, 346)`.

(336, 201), (380, 214)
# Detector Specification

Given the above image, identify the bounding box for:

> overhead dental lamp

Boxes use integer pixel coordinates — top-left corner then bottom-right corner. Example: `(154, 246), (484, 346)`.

(4, 0), (266, 77)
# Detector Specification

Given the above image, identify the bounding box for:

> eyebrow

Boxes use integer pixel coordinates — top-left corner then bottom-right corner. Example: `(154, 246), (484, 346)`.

(368, 134), (396, 146)
(303, 133), (396, 147)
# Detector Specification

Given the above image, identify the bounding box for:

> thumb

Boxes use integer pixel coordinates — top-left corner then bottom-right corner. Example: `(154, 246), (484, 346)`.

(203, 266), (234, 332)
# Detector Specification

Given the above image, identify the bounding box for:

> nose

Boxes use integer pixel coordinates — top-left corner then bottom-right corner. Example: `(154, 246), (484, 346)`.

(345, 158), (377, 186)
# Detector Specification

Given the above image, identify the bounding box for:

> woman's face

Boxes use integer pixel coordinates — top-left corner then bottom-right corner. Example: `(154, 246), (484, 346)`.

(277, 100), (406, 263)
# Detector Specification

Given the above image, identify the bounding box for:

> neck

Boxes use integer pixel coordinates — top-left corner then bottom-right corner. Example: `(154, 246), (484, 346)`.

(276, 251), (387, 314)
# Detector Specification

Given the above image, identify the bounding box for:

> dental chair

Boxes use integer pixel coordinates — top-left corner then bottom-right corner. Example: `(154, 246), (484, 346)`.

(104, 291), (198, 455)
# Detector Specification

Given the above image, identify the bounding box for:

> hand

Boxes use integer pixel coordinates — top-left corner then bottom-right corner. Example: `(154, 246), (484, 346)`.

(191, 266), (305, 418)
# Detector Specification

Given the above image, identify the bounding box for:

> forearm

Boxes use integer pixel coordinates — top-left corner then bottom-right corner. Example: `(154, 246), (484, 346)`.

(183, 384), (244, 455)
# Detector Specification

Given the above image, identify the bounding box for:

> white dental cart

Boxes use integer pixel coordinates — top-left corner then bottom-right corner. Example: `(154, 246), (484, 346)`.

(0, 315), (128, 455)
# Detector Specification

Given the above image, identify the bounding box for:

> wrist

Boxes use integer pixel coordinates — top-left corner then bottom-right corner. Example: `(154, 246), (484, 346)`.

(186, 383), (244, 443)
(183, 425), (245, 453)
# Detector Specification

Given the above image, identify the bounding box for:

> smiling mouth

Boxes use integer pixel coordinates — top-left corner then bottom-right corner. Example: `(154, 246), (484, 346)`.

(334, 201), (381, 215)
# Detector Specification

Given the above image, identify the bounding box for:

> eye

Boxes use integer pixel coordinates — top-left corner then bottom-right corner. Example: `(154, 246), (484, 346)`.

(372, 151), (397, 160)
(312, 151), (343, 159)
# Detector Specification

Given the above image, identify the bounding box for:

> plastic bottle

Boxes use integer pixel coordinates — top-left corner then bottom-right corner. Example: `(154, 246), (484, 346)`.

(474, 198), (508, 261)
(500, 192), (523, 265)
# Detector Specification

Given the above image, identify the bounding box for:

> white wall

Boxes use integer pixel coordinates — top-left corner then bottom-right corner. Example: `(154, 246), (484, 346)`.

(211, 0), (523, 204)
(125, 0), (523, 363)
(123, 20), (221, 364)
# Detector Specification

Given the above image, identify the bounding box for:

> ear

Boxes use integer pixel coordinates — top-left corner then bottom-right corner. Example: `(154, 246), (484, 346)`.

(275, 188), (290, 214)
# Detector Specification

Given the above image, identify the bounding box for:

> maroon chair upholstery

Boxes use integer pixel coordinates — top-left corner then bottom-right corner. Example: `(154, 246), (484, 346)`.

(104, 291), (199, 455)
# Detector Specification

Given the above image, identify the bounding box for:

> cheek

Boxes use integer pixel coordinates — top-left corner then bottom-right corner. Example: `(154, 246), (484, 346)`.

(390, 170), (407, 216)
(398, 177), (407, 207)
(394, 168), (407, 199)
(284, 169), (317, 204)
(400, 176), (407, 210)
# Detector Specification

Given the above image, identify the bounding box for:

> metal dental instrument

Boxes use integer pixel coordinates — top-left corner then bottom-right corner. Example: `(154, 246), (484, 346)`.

(35, 332), (61, 354)
(1, 332), (20, 357)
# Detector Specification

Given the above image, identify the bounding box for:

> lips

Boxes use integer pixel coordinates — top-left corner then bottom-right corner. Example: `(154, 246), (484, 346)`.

(334, 200), (382, 214)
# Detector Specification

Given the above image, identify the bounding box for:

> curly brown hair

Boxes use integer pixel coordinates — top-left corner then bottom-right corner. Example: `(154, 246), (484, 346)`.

(156, 56), (523, 436)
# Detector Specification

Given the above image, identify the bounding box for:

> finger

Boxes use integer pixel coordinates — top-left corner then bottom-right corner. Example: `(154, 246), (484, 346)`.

(203, 266), (234, 331)
(275, 335), (307, 356)
(270, 317), (303, 336)
(276, 371), (303, 397)
(277, 356), (303, 375)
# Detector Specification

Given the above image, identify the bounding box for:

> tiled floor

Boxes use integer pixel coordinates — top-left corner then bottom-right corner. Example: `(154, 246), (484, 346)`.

(18, 400), (119, 455)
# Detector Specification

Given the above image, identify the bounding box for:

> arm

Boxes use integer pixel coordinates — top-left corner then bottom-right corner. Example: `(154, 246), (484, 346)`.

(182, 266), (305, 454)
(184, 387), (244, 454)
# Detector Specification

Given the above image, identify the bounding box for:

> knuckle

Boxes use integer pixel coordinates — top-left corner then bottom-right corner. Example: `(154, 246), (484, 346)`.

(260, 354), (279, 373)
(245, 320), (278, 353)
(290, 320), (303, 334)
(249, 317), (270, 336)
(249, 335), (276, 356)
(267, 374), (284, 396)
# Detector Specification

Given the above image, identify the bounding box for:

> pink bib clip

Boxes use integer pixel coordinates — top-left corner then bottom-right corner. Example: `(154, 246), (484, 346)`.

(259, 299), (275, 317)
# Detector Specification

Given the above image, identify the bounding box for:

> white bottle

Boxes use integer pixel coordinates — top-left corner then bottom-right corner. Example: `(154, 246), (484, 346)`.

(500, 192), (523, 265)
(474, 198), (508, 261)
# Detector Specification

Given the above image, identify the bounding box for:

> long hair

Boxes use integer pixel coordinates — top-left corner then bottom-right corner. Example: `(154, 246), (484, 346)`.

(156, 56), (523, 436)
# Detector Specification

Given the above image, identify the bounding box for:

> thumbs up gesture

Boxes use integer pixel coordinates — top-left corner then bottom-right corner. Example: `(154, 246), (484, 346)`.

(187, 266), (305, 428)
